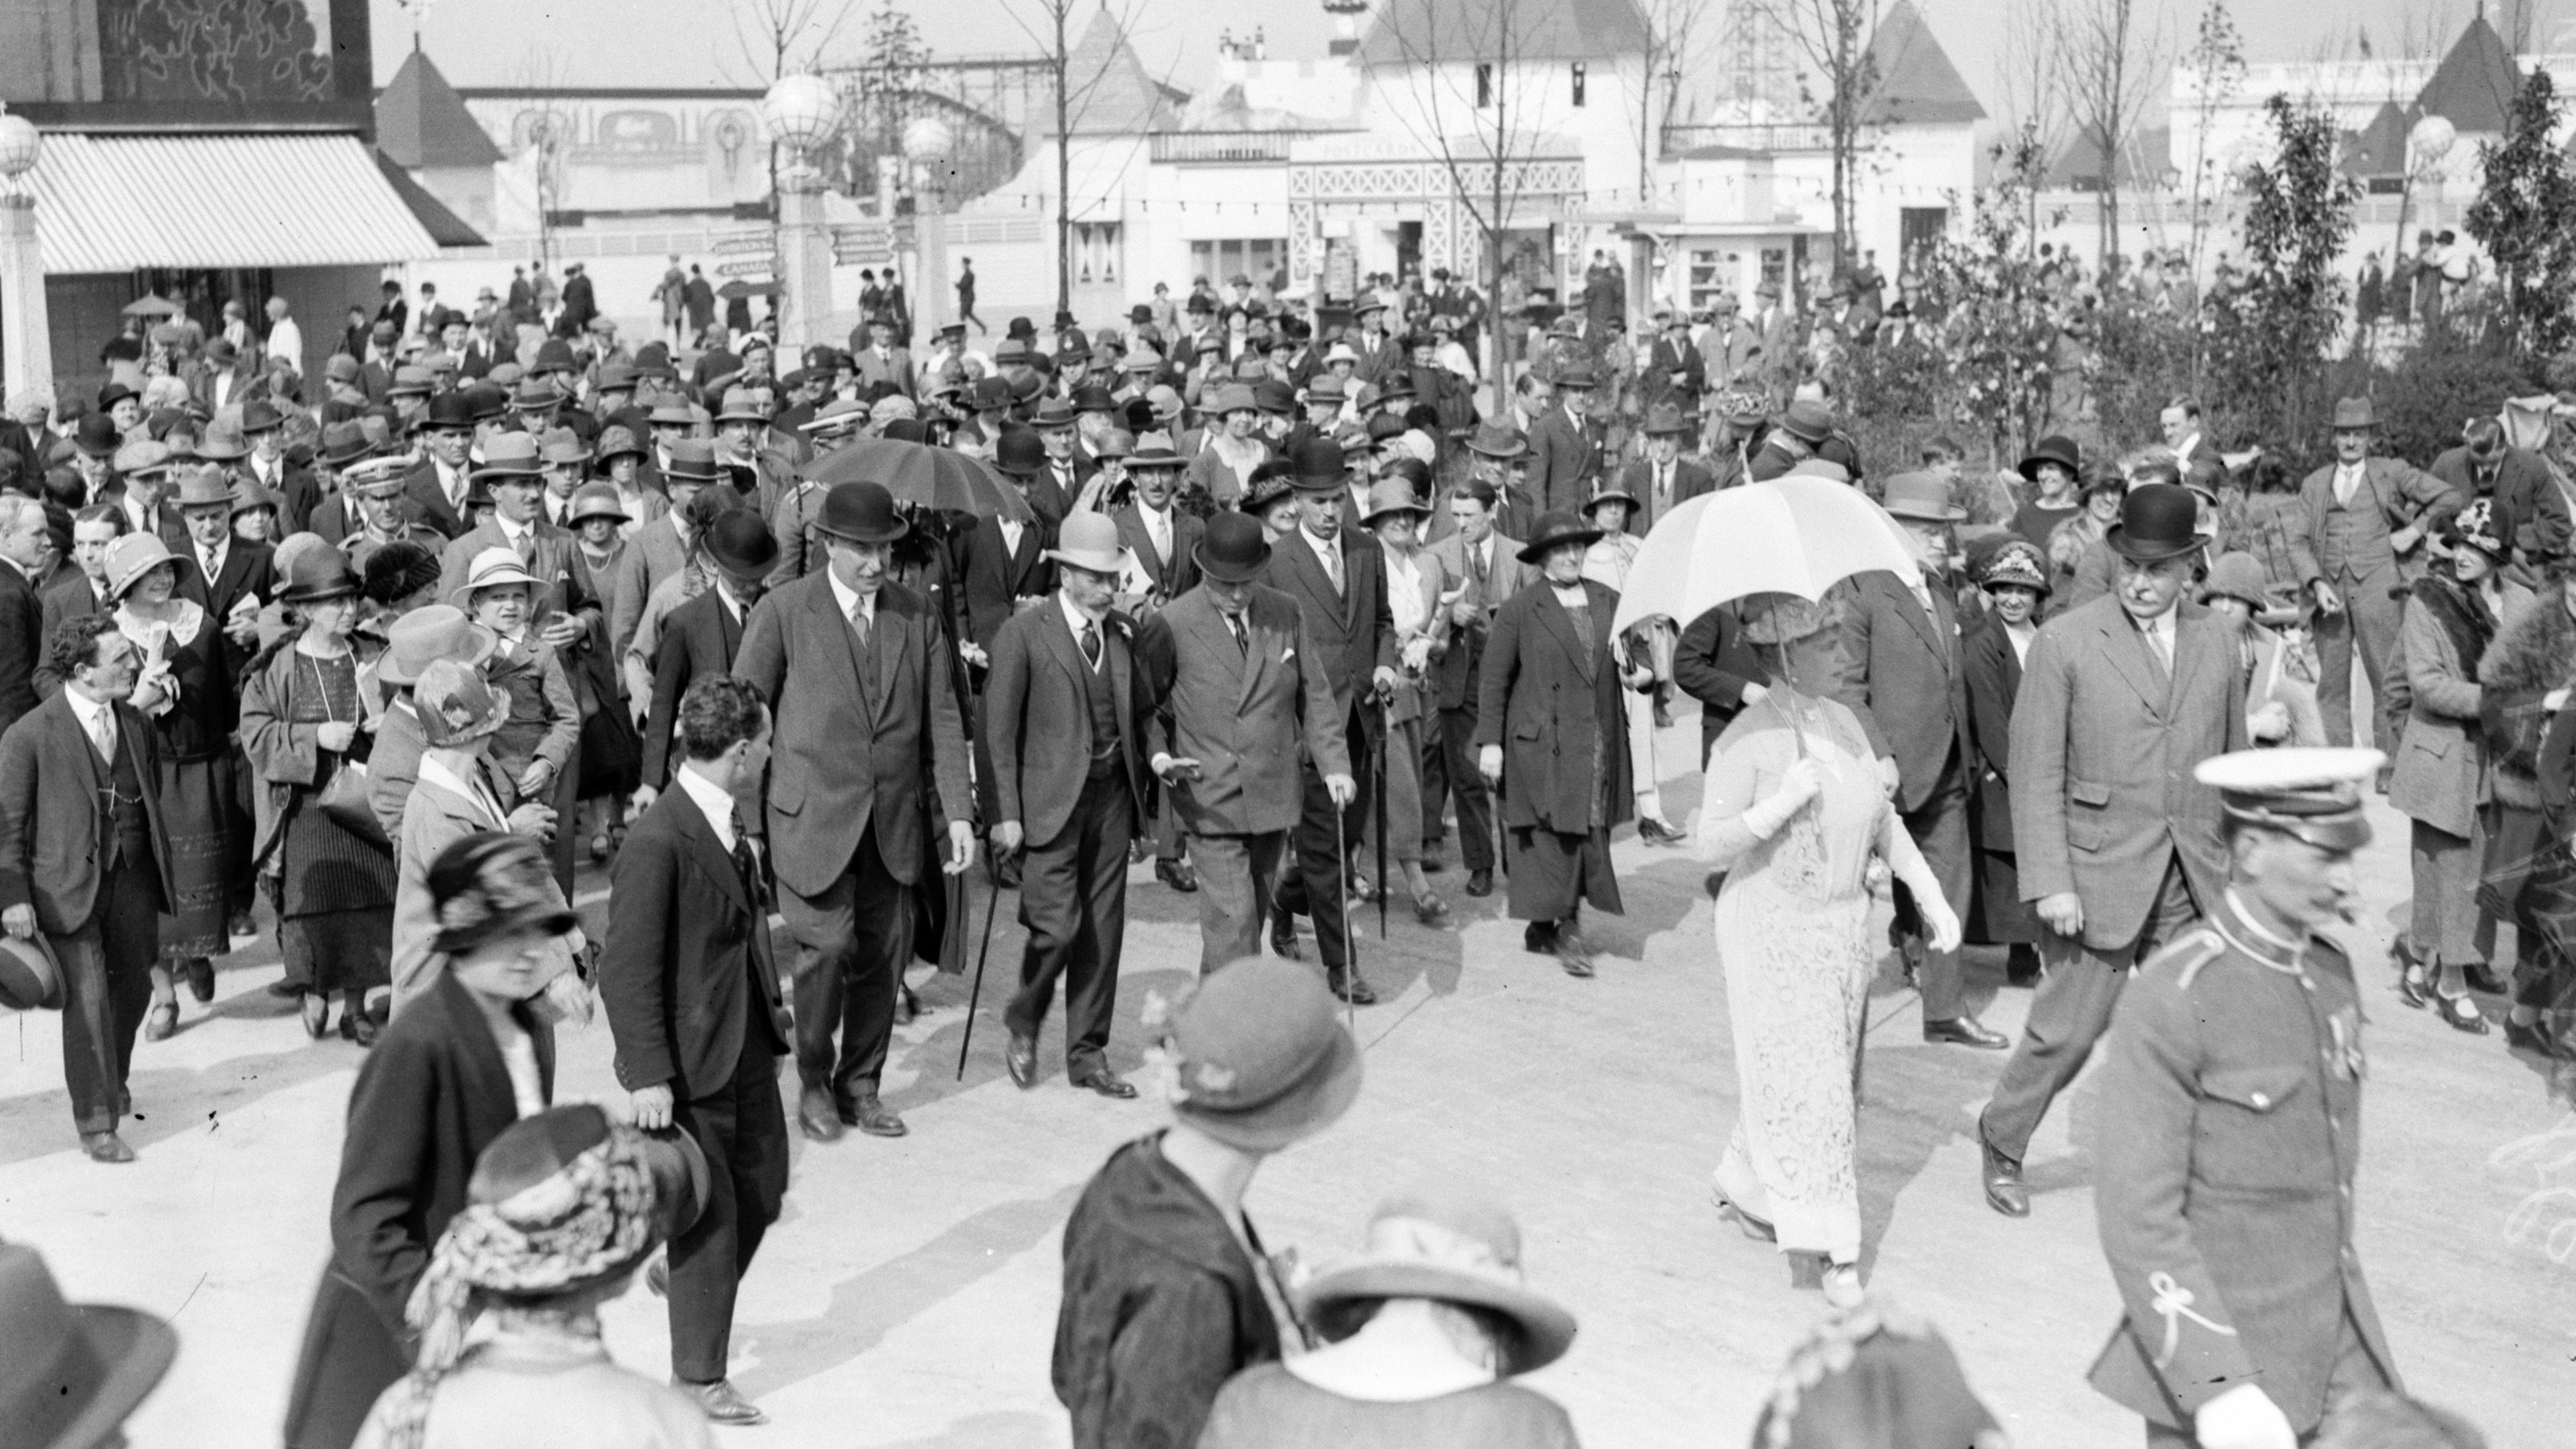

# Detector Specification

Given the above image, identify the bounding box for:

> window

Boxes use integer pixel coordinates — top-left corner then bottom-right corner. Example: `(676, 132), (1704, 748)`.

(1475, 64), (1494, 108)
(1075, 222), (1122, 285)
(1570, 63), (1586, 107)
(1190, 238), (1287, 286)
(1687, 248), (1742, 311)
(1900, 207), (1948, 262)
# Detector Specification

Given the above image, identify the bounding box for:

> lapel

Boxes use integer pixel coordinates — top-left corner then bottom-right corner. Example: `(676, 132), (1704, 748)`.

(2169, 606), (2214, 711)
(1277, 534), (1337, 627)
(1538, 584), (1594, 683)
(435, 971), (518, 1112)
(1040, 595), (1089, 696)
(1335, 534), (1365, 628)
(1115, 508), (1166, 585)
(810, 577), (877, 726)
(668, 786), (750, 915)
(1877, 572), (1945, 661)
(712, 589), (743, 663)
(2096, 606), (2168, 718)
(1199, 597), (1261, 714)
(872, 587), (906, 715)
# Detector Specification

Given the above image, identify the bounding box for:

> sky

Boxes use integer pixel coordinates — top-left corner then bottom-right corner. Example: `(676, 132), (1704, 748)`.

(371, 0), (2572, 111)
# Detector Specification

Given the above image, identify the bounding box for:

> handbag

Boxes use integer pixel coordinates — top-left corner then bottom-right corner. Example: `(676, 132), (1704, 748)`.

(306, 654), (392, 852)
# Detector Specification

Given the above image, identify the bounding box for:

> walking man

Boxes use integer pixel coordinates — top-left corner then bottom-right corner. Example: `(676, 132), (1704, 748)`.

(1979, 485), (2247, 1216)
(2300, 396), (2460, 752)
(986, 514), (1157, 1098)
(957, 258), (985, 336)
(601, 675), (790, 1427)
(735, 481), (974, 1143)
(1423, 479), (1530, 896)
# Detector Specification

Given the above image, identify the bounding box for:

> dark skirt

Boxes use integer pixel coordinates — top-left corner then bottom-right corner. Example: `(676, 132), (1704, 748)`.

(280, 777), (398, 995)
(156, 751), (237, 962)
(1505, 826), (1623, 923)
(281, 1267), (409, 1449)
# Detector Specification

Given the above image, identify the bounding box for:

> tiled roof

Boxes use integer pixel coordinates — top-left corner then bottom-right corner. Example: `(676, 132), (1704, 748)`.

(1357, 0), (1650, 66)
(1861, 1), (1987, 126)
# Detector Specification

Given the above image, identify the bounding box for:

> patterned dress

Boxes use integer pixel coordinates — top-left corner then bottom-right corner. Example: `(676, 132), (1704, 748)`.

(275, 648), (396, 994)
(117, 604), (235, 961)
(1699, 691), (1900, 1261)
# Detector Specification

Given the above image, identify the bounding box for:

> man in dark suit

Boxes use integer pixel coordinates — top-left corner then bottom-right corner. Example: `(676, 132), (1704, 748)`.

(2429, 415), (2570, 576)
(1421, 481), (1530, 897)
(2157, 395), (2225, 478)
(734, 481), (974, 1143)
(1829, 474), (2007, 1049)
(1259, 441), (1397, 1003)
(601, 675), (790, 1427)
(984, 514), (1157, 1098)
(1978, 485), (2250, 1219)
(171, 467), (271, 668)
(1140, 514), (1353, 976)
(1523, 366), (1603, 516)
(402, 391), (477, 541)
(957, 473), (1058, 657)
(0, 496), (46, 737)
(0, 612), (176, 1161)
(639, 512), (777, 794)
(1617, 402), (1717, 535)
(850, 316), (915, 397)
(1110, 440), (1203, 893)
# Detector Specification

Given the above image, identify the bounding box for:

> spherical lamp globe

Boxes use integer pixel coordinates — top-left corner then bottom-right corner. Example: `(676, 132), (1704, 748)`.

(761, 74), (844, 155)
(0, 106), (41, 183)
(2408, 114), (2456, 165)
(901, 116), (955, 163)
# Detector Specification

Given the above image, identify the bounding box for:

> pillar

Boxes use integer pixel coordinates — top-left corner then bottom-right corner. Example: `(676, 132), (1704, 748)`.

(775, 167), (836, 352)
(0, 195), (49, 402)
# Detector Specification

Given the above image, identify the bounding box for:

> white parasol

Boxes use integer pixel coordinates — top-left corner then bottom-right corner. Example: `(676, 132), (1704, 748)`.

(1608, 476), (1918, 636)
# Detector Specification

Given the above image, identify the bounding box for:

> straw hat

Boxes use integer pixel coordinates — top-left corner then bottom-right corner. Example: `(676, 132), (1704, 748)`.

(451, 546), (546, 602)
(102, 534), (179, 600)
(1298, 1191), (1578, 1373)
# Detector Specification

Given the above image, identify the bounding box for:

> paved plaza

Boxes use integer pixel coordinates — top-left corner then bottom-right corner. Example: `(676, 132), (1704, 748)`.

(1, 713), (2569, 1448)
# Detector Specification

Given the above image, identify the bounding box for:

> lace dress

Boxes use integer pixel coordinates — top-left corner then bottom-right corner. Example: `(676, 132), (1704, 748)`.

(1697, 691), (1908, 1262)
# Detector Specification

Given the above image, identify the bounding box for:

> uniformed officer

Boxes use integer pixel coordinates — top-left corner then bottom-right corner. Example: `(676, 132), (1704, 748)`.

(337, 456), (447, 571)
(2090, 747), (2401, 1449)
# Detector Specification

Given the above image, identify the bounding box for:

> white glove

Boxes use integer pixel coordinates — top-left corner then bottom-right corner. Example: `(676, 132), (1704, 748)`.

(1917, 892), (1964, 953)
(2193, 1384), (2295, 1449)
(1740, 758), (1825, 839)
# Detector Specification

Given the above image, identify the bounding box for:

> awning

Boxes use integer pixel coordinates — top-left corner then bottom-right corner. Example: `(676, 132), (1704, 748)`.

(26, 132), (443, 274)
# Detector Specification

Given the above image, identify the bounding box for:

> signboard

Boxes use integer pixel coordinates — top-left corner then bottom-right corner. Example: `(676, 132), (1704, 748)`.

(3, 0), (375, 130)
(710, 230), (775, 256)
(832, 222), (896, 267)
(715, 260), (776, 279)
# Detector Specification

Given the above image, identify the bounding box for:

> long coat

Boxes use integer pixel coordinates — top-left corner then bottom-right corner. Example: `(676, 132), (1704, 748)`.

(286, 969), (554, 1449)
(732, 573), (973, 897)
(0, 558), (41, 738)
(2008, 597), (2247, 951)
(600, 785), (789, 1099)
(2388, 577), (2503, 839)
(1961, 613), (2040, 943)
(1474, 577), (1632, 835)
(1138, 585), (1349, 837)
(1523, 407), (1601, 518)
(642, 588), (747, 789)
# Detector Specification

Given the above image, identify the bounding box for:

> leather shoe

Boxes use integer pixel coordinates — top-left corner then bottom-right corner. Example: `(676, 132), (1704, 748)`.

(842, 1093), (908, 1137)
(1554, 927), (1596, 979)
(893, 984), (919, 1026)
(300, 990), (329, 1038)
(81, 1131), (135, 1164)
(1071, 1069), (1138, 1098)
(1155, 858), (1199, 893)
(677, 1378), (766, 1427)
(1413, 892), (1449, 925)
(1463, 868), (1493, 898)
(1978, 1120), (2029, 1218)
(1637, 817), (1687, 847)
(798, 1087), (845, 1143)
(2005, 943), (2041, 986)
(183, 956), (215, 1003)
(143, 999), (179, 1041)
(2464, 962), (2511, 996)
(1328, 972), (1380, 1006)
(1006, 1032), (1038, 1089)
(1270, 919), (1302, 959)
(1924, 1015), (2008, 1049)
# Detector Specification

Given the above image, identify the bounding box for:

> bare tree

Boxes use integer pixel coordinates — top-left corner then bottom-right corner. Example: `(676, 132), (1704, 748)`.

(2053, 0), (2167, 269)
(999, 0), (1159, 320)
(511, 45), (574, 270)
(733, 0), (862, 85)
(1745, 0), (1881, 273)
(1636, 0), (1717, 193)
(1997, 0), (2066, 253)
(2178, 0), (2243, 292)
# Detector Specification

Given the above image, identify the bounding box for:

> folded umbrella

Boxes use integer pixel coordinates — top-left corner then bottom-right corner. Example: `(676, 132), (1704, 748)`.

(1609, 477), (1916, 638)
(802, 435), (1034, 522)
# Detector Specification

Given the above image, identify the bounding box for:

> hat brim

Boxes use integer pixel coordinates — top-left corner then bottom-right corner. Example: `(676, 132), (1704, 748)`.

(1302, 1262), (1578, 1373)
(1883, 502), (1967, 522)
(1194, 538), (1272, 585)
(1176, 1022), (1361, 1152)
(1047, 546), (1128, 576)
(31, 1304), (180, 1449)
(706, 534), (782, 576)
(816, 518), (911, 546)
(1466, 440), (1527, 460)
(2016, 453), (2077, 481)
(1518, 527), (1601, 564)
(0, 931), (64, 1010)
(471, 463), (546, 482)
(1579, 492), (1638, 514)
(1290, 475), (1349, 494)
(2104, 526), (2204, 562)
(432, 898), (578, 956)
(380, 623), (500, 687)
(280, 577), (363, 604)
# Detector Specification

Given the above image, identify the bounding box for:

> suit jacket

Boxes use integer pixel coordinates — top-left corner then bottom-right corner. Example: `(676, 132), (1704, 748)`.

(1261, 527), (1397, 730)
(2299, 455), (2462, 585)
(601, 784), (789, 1099)
(1139, 585), (1349, 837)
(1473, 578), (1632, 833)
(0, 561), (42, 734)
(174, 538), (273, 625)
(853, 346), (916, 396)
(1111, 502), (1203, 604)
(1423, 531), (1534, 712)
(1617, 455), (1715, 535)
(196, 365), (257, 414)
(642, 587), (748, 789)
(983, 600), (1152, 844)
(1829, 569), (1971, 811)
(33, 569), (103, 700)
(436, 519), (600, 626)
(611, 514), (691, 663)
(0, 691), (178, 934)
(2429, 444), (2572, 566)
(1525, 407), (1601, 517)
(2008, 597), (2247, 949)
(401, 456), (470, 540)
(392, 758), (542, 1010)
(958, 514), (1058, 652)
(733, 573), (972, 896)
(1672, 602), (1768, 759)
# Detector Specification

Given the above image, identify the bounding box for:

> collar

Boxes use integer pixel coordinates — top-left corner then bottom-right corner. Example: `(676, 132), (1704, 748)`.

(673, 763), (738, 849)
(1058, 591), (1105, 654)
(62, 687), (111, 738)
(417, 754), (504, 822)
(826, 566), (876, 621)
(2213, 889), (2309, 973)
(198, 537), (228, 570)
(497, 514), (534, 544)
(1301, 526), (1340, 565)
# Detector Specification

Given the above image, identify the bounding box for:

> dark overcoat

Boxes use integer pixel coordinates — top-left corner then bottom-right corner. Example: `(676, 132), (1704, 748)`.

(1473, 577), (1631, 834)
(1960, 611), (2040, 943)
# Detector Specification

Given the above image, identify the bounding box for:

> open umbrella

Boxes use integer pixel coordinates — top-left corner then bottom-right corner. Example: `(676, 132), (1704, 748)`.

(1609, 476), (1916, 638)
(121, 293), (183, 318)
(801, 435), (1034, 523)
(715, 278), (782, 300)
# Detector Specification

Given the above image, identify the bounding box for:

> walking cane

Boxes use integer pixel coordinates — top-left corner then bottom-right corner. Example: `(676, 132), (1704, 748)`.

(1332, 782), (1357, 1034)
(956, 839), (1005, 1081)
(1374, 697), (1390, 939)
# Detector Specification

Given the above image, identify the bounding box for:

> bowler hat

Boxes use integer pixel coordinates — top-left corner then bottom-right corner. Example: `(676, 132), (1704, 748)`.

(1047, 512), (1131, 576)
(0, 932), (63, 1010)
(2104, 482), (2203, 561)
(995, 427), (1049, 478)
(2016, 434), (2082, 482)
(1517, 510), (1602, 564)
(463, 383), (511, 422)
(1073, 384), (1118, 415)
(814, 480), (908, 545)
(379, 604), (499, 687)
(1160, 955), (1362, 1151)
(1299, 1192), (1578, 1375)
(2330, 396), (2377, 431)
(701, 510), (781, 576)
(1194, 511), (1273, 584)
(422, 390), (476, 432)
(0, 1240), (178, 1444)
(75, 414), (122, 457)
(1879, 471), (1964, 522)
(1290, 439), (1349, 491)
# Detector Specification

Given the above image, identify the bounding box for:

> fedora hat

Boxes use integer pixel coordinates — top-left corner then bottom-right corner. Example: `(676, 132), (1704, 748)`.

(413, 657), (511, 749)
(1360, 478), (1432, 526)
(1779, 399), (1835, 443)
(594, 362), (639, 393)
(1031, 398), (1079, 430)
(172, 464), (235, 510)
(645, 400), (698, 430)
(713, 388), (770, 425)
(1047, 512), (1132, 575)
(1879, 471), (1964, 522)
(112, 439), (173, 478)
(1465, 421), (1527, 460)
(316, 420), (374, 468)
(2330, 396), (2377, 431)
(378, 604), (498, 687)
(2016, 434), (2082, 482)
(277, 547), (363, 604)
(2105, 482), (2204, 561)
(565, 481), (628, 527)
(1517, 509), (1602, 564)
(0, 932), (63, 1010)
(1159, 955), (1362, 1151)
(453, 547), (546, 603)
(388, 365), (435, 399)
(1128, 431), (1184, 468)
(700, 510), (780, 576)
(540, 432), (593, 469)
(0, 1241), (177, 1446)
(814, 480), (908, 545)
(228, 479), (282, 518)
(661, 438), (720, 483)
(1643, 400), (1693, 435)
(194, 418), (251, 462)
(1305, 375), (1346, 404)
(1290, 439), (1349, 492)
(1299, 1191), (1578, 1374)
(237, 396), (286, 434)
(1252, 379), (1298, 417)
(1194, 510), (1272, 584)
(995, 427), (1049, 477)
(471, 432), (546, 479)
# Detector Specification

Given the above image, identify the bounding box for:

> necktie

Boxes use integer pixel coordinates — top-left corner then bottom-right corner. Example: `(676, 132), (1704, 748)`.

(2147, 620), (2173, 679)
(90, 705), (115, 762)
(202, 549), (219, 583)
(849, 600), (871, 654)
(727, 810), (762, 904)
(1323, 541), (1344, 594)
(1081, 618), (1101, 669)
(1226, 612), (1248, 656)
(1150, 510), (1168, 561)
(513, 530), (534, 564)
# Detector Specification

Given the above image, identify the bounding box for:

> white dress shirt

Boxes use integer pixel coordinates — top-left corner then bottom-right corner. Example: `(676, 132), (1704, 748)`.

(64, 686), (116, 761)
(1058, 592), (1105, 671)
(1385, 548), (1430, 636)
(2332, 461), (2365, 507)
(1135, 500), (1172, 562)
(1301, 526), (1343, 589)
(673, 762), (739, 849)
(2133, 604), (2178, 669)
(825, 566), (877, 629)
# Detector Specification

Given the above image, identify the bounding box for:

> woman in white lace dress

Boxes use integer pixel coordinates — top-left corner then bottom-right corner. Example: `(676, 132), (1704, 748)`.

(1695, 593), (1961, 1305)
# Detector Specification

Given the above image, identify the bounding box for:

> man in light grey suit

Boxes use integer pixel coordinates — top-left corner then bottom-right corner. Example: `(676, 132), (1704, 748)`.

(1423, 478), (1532, 896)
(2300, 395), (2460, 751)
(1978, 484), (2249, 1218)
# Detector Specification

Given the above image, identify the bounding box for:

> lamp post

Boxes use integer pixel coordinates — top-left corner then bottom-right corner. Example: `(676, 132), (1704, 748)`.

(904, 116), (955, 341)
(761, 73), (845, 352)
(0, 104), (49, 402)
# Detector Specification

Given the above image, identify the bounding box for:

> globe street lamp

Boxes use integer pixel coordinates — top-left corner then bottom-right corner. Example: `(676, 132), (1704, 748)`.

(761, 74), (845, 350)
(903, 116), (956, 338)
(0, 103), (50, 401)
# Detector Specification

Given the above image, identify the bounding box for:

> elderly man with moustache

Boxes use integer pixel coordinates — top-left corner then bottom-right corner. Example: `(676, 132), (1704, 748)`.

(735, 481), (974, 1143)
(2301, 396), (2461, 756)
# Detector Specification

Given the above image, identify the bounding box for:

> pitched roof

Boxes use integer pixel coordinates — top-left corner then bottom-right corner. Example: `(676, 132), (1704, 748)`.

(1357, 0), (1649, 66)
(1047, 12), (1182, 136)
(377, 49), (503, 169)
(373, 149), (489, 249)
(2342, 100), (2413, 176)
(1859, 1), (1986, 126)
(2413, 14), (2521, 134)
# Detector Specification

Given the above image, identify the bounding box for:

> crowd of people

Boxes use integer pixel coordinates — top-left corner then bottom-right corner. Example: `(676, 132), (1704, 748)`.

(0, 251), (2545, 1449)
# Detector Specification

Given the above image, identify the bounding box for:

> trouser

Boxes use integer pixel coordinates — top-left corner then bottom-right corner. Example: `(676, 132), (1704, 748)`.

(1188, 830), (1287, 976)
(1624, 683), (1666, 822)
(1275, 715), (1372, 973)
(2142, 1305), (2393, 1445)
(1892, 759), (1973, 1022)
(57, 863), (161, 1136)
(1982, 853), (2199, 1162)
(1005, 769), (1132, 1073)
(667, 1050), (790, 1383)
(1154, 781), (1187, 864)
(2314, 569), (2405, 750)
(778, 825), (914, 1101)
(1433, 705), (1495, 872)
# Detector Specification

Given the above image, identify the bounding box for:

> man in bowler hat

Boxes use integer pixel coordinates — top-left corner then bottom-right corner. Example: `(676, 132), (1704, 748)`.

(735, 481), (974, 1142)
(0, 613), (176, 1162)
(1979, 484), (2247, 1217)
(985, 513), (1160, 1097)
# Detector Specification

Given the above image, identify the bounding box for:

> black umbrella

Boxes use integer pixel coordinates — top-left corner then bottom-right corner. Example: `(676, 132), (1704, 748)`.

(715, 278), (782, 300)
(802, 436), (1034, 522)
